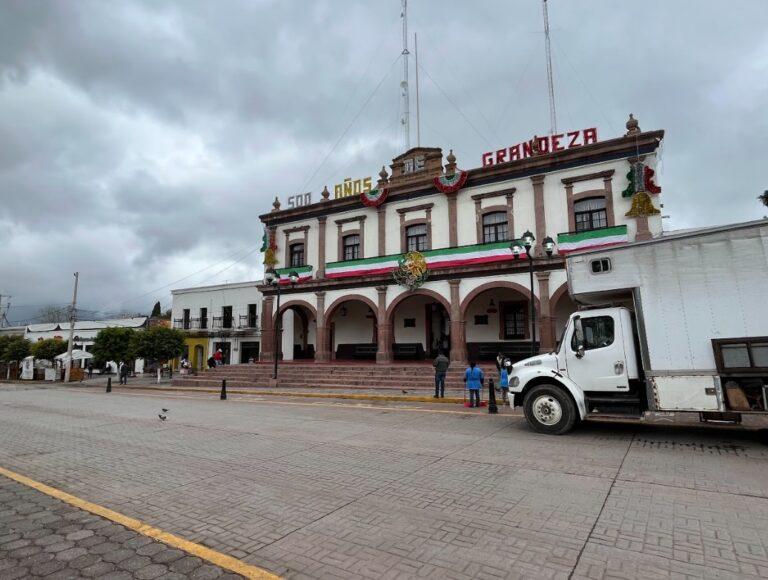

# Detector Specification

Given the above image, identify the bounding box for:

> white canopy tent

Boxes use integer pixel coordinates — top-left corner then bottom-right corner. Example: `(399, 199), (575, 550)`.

(54, 349), (94, 362)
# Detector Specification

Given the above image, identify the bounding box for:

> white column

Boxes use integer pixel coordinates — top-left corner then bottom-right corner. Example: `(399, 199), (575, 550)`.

(281, 309), (295, 361)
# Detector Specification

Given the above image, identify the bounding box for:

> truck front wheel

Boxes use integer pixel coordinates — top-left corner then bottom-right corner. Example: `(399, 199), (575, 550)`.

(523, 384), (577, 435)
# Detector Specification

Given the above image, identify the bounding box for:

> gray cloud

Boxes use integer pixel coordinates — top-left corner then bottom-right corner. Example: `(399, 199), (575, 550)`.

(1, 0), (766, 320)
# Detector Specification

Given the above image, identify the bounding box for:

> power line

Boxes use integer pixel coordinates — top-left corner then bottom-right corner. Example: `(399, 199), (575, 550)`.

(416, 61), (493, 148)
(298, 55), (401, 196)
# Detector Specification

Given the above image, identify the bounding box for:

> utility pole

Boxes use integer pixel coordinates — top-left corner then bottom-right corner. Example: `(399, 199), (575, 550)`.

(542, 0), (557, 135)
(400, 0), (410, 150)
(64, 272), (79, 383)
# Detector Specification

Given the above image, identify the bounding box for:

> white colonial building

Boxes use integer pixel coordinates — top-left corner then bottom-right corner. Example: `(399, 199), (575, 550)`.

(258, 116), (665, 366)
(25, 317), (148, 353)
(170, 281), (262, 368)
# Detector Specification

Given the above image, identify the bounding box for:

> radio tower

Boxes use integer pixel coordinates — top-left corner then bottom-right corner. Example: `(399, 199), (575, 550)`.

(542, 0), (557, 135)
(400, 0), (411, 150)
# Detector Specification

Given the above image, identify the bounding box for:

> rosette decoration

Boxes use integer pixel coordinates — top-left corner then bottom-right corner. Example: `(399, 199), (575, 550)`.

(434, 170), (468, 194)
(361, 187), (388, 208)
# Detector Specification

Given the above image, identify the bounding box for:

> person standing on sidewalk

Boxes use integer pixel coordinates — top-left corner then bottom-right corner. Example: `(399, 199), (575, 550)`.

(433, 351), (450, 398)
(118, 361), (129, 385)
(464, 361), (484, 408)
(500, 360), (511, 406)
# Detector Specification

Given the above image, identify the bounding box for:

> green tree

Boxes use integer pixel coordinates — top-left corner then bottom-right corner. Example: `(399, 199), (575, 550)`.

(31, 338), (68, 362)
(91, 327), (135, 366)
(3, 337), (31, 362)
(0, 336), (10, 362)
(150, 301), (162, 318)
(130, 327), (185, 382)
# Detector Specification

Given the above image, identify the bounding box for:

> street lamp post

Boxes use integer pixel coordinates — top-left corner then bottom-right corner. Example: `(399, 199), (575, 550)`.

(264, 268), (299, 380)
(511, 231), (555, 356)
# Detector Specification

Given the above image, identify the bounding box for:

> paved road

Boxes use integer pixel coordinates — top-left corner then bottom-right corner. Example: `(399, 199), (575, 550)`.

(0, 476), (241, 579)
(0, 386), (767, 579)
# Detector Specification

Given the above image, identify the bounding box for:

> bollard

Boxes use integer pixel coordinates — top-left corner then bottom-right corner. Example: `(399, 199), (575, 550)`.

(488, 378), (498, 414)
(220, 379), (227, 400)
(106, 377), (112, 393)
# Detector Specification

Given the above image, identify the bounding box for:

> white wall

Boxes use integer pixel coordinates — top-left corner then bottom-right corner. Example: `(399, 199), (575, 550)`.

(464, 286), (531, 342)
(330, 300), (375, 346)
(171, 282), (261, 329)
(392, 295), (430, 347)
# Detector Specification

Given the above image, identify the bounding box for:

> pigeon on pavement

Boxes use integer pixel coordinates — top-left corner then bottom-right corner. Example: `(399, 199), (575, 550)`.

(158, 414), (167, 421)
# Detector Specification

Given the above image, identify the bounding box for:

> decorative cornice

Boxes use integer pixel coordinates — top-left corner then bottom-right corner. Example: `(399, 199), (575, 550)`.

(471, 188), (515, 202)
(284, 225), (310, 236)
(561, 169), (615, 185)
(395, 203), (434, 215)
(260, 130), (664, 225)
(334, 215), (367, 226)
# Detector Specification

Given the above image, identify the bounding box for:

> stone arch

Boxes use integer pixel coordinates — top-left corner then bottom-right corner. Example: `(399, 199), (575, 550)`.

(324, 294), (380, 360)
(549, 282), (570, 311)
(386, 288), (452, 360)
(325, 294), (378, 322)
(278, 299), (317, 319)
(459, 281), (540, 321)
(386, 288), (451, 323)
(277, 300), (317, 360)
(550, 282), (577, 347)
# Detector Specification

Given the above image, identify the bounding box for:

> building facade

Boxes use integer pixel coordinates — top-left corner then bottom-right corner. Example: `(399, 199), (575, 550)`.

(258, 117), (664, 365)
(170, 281), (262, 368)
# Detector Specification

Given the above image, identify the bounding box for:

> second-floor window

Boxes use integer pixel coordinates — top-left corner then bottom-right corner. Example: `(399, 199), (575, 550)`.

(247, 304), (257, 328)
(222, 306), (233, 329)
(289, 242), (305, 267)
(405, 224), (427, 252)
(182, 309), (190, 330)
(574, 197), (608, 232)
(200, 307), (207, 329)
(343, 234), (360, 260)
(482, 212), (509, 243)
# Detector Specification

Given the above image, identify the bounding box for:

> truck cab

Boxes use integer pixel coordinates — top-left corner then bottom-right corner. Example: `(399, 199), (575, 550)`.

(508, 307), (643, 434)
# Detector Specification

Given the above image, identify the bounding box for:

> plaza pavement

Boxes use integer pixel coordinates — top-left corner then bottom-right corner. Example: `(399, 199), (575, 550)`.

(0, 384), (767, 579)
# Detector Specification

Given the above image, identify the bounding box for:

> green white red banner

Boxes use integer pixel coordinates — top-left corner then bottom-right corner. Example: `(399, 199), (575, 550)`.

(275, 265), (313, 285)
(325, 241), (526, 279)
(556, 225), (628, 255)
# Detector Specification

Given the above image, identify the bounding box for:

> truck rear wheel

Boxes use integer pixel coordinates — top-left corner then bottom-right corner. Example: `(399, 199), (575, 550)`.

(523, 384), (577, 435)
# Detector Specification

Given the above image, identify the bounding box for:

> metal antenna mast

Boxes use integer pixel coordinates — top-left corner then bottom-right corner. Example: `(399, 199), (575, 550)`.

(0, 295), (11, 328)
(414, 32), (421, 147)
(400, 0), (410, 150)
(542, 0), (557, 135)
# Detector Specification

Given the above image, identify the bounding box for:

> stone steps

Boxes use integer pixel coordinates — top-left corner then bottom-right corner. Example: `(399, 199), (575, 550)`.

(172, 362), (485, 392)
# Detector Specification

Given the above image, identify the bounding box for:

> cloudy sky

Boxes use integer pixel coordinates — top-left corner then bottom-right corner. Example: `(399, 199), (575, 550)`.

(1, 0), (766, 322)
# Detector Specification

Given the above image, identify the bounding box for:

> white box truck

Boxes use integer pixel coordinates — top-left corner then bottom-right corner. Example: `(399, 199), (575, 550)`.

(508, 219), (768, 434)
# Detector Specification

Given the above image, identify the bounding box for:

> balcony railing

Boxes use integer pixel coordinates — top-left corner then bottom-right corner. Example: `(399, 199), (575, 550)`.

(239, 315), (259, 329)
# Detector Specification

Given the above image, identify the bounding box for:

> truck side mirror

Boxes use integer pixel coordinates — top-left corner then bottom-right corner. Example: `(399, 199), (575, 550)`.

(573, 316), (586, 358)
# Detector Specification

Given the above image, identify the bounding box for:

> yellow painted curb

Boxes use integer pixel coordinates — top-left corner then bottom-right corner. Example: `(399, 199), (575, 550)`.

(125, 385), (464, 404)
(0, 466), (280, 580)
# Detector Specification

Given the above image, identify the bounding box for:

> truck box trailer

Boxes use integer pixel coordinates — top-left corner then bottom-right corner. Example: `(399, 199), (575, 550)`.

(507, 219), (768, 434)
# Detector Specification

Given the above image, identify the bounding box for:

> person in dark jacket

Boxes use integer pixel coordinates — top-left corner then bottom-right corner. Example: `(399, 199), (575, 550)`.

(464, 361), (484, 408)
(118, 361), (129, 385)
(207, 356), (216, 369)
(433, 351), (450, 398)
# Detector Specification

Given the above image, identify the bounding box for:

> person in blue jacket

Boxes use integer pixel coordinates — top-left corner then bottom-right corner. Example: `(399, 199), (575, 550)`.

(464, 361), (484, 407)
(500, 360), (511, 406)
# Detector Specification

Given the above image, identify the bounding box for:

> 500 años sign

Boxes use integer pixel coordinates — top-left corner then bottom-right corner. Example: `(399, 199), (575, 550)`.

(335, 176), (372, 199)
(482, 128), (598, 167)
